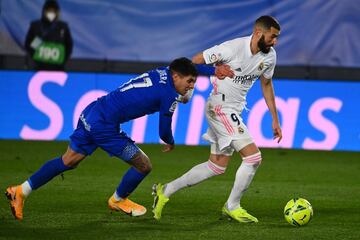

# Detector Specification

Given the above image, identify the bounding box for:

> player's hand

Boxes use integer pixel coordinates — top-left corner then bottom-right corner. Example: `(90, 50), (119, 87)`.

(215, 64), (234, 79)
(162, 144), (175, 153)
(272, 120), (282, 143)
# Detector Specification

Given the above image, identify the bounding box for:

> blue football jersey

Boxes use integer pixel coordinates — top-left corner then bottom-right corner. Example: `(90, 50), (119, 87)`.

(95, 66), (178, 144)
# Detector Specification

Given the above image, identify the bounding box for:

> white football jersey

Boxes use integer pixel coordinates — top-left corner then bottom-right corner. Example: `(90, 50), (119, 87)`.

(203, 35), (276, 110)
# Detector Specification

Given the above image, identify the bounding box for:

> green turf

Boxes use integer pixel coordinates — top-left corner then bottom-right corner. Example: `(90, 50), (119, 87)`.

(0, 140), (359, 240)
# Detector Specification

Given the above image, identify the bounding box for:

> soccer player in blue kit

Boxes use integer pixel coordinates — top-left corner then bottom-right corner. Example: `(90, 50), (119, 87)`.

(5, 57), (234, 220)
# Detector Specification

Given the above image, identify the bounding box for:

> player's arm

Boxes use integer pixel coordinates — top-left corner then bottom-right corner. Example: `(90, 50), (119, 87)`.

(192, 52), (206, 64)
(193, 47), (234, 79)
(194, 64), (234, 79)
(159, 99), (177, 152)
(260, 75), (282, 143)
(159, 114), (175, 152)
(193, 51), (234, 79)
(177, 63), (233, 104)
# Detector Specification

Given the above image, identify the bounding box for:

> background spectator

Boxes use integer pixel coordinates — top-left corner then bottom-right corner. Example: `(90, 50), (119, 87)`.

(24, 0), (73, 71)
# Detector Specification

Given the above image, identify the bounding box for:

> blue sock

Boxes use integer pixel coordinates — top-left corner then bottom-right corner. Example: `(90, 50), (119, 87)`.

(116, 168), (148, 199)
(28, 157), (73, 190)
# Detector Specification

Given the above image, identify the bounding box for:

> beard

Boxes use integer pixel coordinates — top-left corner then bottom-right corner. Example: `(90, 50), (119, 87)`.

(258, 35), (272, 54)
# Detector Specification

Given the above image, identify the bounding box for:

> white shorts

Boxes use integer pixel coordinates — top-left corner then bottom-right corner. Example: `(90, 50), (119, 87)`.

(202, 94), (254, 156)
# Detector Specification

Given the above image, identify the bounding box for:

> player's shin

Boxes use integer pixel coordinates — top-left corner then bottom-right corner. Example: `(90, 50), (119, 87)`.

(27, 156), (73, 192)
(163, 160), (225, 197)
(115, 167), (148, 199)
(226, 152), (262, 211)
(109, 167), (148, 216)
(4, 157), (71, 220)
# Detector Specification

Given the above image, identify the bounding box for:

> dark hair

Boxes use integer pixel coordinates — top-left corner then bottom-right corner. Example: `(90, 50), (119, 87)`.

(169, 57), (198, 77)
(43, 0), (60, 12)
(255, 16), (280, 31)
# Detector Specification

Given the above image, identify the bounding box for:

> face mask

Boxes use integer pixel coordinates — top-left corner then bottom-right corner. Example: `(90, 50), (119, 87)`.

(46, 11), (56, 22)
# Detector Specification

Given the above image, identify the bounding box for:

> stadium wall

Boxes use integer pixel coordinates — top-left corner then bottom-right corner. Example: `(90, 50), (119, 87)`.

(1, 70), (359, 152)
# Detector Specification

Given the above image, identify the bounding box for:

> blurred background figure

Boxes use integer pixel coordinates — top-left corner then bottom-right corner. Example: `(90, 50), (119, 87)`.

(24, 0), (73, 71)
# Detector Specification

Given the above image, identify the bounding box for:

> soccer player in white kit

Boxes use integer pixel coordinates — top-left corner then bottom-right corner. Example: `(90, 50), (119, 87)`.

(153, 16), (283, 223)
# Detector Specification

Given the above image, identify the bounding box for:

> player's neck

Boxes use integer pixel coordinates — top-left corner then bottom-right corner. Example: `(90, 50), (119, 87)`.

(250, 36), (260, 55)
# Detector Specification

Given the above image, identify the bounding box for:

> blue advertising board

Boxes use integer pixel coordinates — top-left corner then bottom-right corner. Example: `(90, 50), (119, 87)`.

(0, 70), (359, 151)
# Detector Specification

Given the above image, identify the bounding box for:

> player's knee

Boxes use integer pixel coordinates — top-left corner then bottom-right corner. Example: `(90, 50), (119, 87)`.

(130, 152), (152, 174)
(207, 160), (226, 175)
(62, 150), (86, 168)
(140, 159), (152, 174)
(242, 151), (262, 166)
(62, 157), (80, 168)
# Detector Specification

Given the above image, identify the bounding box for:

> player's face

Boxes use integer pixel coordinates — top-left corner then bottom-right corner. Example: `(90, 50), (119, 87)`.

(173, 74), (196, 96)
(258, 27), (280, 53)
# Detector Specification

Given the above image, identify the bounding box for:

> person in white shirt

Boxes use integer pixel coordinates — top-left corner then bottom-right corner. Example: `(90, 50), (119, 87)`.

(153, 15), (283, 223)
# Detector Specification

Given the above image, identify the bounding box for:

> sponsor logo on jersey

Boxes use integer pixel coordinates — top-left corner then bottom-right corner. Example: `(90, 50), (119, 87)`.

(169, 101), (178, 113)
(232, 74), (259, 85)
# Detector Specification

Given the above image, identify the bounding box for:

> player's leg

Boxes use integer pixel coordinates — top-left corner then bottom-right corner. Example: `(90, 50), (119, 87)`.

(222, 142), (261, 223)
(5, 146), (86, 220)
(108, 149), (149, 216)
(152, 143), (232, 220)
(100, 131), (148, 216)
(5, 110), (96, 220)
(162, 150), (231, 198)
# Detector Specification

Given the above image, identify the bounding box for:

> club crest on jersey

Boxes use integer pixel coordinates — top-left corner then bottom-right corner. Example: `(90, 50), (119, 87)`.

(258, 62), (264, 71)
(169, 101), (178, 113)
(208, 104), (216, 118)
(238, 126), (244, 134)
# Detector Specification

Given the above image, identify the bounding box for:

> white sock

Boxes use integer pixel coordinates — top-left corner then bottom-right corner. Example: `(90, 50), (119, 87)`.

(226, 152), (262, 211)
(113, 191), (123, 201)
(163, 160), (225, 198)
(21, 181), (32, 197)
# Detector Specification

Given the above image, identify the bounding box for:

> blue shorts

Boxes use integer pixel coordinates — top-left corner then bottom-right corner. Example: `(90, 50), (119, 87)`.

(69, 101), (140, 162)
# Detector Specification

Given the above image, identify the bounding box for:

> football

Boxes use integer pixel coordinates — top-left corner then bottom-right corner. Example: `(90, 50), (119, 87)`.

(284, 198), (313, 226)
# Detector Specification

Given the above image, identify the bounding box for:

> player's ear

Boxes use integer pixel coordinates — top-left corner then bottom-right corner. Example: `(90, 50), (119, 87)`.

(172, 72), (179, 81)
(254, 26), (262, 38)
(173, 72), (185, 82)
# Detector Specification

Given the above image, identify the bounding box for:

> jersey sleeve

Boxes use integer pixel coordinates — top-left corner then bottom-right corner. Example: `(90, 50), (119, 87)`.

(159, 97), (177, 145)
(195, 64), (215, 76)
(203, 39), (236, 64)
(263, 50), (277, 79)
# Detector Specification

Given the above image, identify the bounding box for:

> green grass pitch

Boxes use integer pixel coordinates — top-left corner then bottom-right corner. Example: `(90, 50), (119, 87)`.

(0, 140), (359, 240)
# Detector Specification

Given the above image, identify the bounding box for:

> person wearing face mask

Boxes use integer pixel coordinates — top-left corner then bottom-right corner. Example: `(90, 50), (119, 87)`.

(153, 16), (283, 223)
(25, 0), (73, 70)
